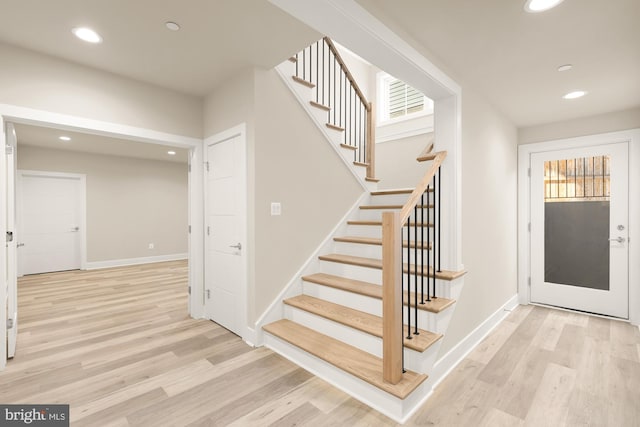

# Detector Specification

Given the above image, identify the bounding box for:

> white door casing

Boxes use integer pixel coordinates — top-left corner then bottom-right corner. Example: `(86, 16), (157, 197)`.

(17, 170), (86, 276)
(204, 124), (247, 338)
(530, 143), (628, 318)
(6, 123), (18, 358)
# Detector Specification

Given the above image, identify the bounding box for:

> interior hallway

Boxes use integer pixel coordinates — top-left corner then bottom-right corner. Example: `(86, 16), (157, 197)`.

(2, 261), (639, 426)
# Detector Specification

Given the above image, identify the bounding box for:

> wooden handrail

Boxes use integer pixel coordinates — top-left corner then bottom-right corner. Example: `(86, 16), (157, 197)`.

(400, 151), (447, 223)
(416, 133), (435, 162)
(381, 147), (447, 385)
(323, 37), (371, 112)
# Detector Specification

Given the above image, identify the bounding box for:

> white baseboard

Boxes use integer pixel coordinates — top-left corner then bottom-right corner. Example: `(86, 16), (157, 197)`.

(84, 253), (188, 270)
(429, 294), (519, 390)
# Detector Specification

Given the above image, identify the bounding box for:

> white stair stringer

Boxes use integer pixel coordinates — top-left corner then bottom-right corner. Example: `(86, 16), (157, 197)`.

(275, 60), (376, 192)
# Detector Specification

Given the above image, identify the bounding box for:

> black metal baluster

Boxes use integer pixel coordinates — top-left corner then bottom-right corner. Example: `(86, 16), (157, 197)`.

(426, 188), (431, 302)
(420, 191), (425, 304)
(302, 48), (306, 80)
(315, 42), (319, 102)
(413, 205), (419, 335)
(406, 216), (412, 340)
(295, 53), (299, 78)
(333, 57), (338, 125)
(322, 41), (325, 106)
(401, 224), (405, 372)
(437, 167), (442, 273)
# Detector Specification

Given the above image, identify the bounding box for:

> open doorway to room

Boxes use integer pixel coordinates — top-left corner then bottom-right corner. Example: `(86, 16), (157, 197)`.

(5, 122), (192, 360)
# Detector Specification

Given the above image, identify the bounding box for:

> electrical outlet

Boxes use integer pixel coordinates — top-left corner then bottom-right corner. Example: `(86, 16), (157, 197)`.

(148, 243), (154, 249)
(271, 202), (282, 216)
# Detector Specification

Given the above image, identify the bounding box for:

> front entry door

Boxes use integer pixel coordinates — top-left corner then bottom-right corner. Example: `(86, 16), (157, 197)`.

(530, 142), (629, 318)
(204, 131), (246, 337)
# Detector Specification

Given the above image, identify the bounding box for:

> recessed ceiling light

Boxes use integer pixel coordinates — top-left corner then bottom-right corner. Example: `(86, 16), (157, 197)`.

(165, 21), (180, 31)
(557, 64), (573, 72)
(72, 27), (102, 43)
(563, 91), (587, 100)
(167, 150), (176, 155)
(524, 0), (565, 13)
(59, 136), (71, 141)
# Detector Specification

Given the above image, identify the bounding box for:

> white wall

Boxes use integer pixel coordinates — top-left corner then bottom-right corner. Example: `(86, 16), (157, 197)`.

(253, 68), (362, 323)
(203, 67), (363, 324)
(444, 88), (518, 354)
(17, 146), (188, 263)
(518, 107), (640, 144)
(376, 134), (428, 189)
(0, 42), (203, 138)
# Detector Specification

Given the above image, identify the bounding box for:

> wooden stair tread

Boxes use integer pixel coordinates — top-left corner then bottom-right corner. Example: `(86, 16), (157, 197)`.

(359, 204), (433, 210)
(340, 143), (357, 151)
(288, 56), (297, 63)
(310, 100), (330, 111)
(371, 188), (433, 196)
(292, 76), (315, 88)
(334, 236), (432, 250)
(326, 123), (344, 132)
(284, 295), (442, 353)
(347, 220), (434, 228)
(262, 319), (427, 399)
(365, 177), (380, 183)
(417, 152), (438, 162)
(353, 161), (369, 167)
(318, 253), (466, 281)
(302, 273), (455, 314)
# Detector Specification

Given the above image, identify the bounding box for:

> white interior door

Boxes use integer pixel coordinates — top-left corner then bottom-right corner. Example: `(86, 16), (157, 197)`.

(530, 142), (629, 318)
(18, 171), (85, 275)
(6, 124), (17, 358)
(204, 131), (246, 337)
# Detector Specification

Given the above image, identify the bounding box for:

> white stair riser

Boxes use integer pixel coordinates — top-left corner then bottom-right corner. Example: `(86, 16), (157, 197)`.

(345, 224), (383, 238)
(358, 207), (434, 222)
(319, 260), (440, 289)
(302, 280), (453, 334)
(406, 339), (442, 373)
(316, 261), (458, 299)
(345, 225), (437, 242)
(333, 242), (432, 264)
(368, 193), (412, 206)
(283, 304), (441, 372)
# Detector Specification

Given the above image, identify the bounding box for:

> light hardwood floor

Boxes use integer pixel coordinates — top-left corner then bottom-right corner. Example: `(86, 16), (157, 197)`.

(3, 261), (639, 426)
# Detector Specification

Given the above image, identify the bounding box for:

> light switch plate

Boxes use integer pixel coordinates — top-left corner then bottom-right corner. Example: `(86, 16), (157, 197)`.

(271, 202), (281, 216)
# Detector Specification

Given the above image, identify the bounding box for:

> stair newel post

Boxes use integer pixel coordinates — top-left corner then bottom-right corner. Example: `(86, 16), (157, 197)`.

(382, 211), (403, 385)
(366, 102), (376, 180)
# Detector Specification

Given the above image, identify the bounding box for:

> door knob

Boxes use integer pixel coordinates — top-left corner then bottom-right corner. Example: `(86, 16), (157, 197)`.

(608, 237), (626, 243)
(229, 243), (242, 250)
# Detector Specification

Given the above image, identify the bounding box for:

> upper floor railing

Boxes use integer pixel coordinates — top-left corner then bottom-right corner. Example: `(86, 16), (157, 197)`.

(293, 37), (376, 180)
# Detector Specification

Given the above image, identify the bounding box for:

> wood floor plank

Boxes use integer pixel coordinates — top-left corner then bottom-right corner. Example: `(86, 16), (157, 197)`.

(523, 363), (576, 426)
(477, 306), (549, 386)
(7, 264), (638, 426)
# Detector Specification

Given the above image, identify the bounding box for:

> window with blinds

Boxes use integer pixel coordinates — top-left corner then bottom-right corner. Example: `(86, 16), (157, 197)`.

(388, 79), (425, 118)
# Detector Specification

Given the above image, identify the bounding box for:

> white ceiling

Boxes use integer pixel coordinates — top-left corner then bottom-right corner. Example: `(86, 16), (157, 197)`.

(0, 0), (320, 96)
(0, 0), (636, 128)
(14, 123), (189, 164)
(357, 0), (640, 127)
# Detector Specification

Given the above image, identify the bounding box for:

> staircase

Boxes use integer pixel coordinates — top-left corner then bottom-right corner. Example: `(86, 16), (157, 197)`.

(261, 38), (466, 422)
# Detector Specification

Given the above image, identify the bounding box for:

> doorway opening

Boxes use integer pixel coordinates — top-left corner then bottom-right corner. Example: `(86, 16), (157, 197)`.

(3, 119), (198, 363)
